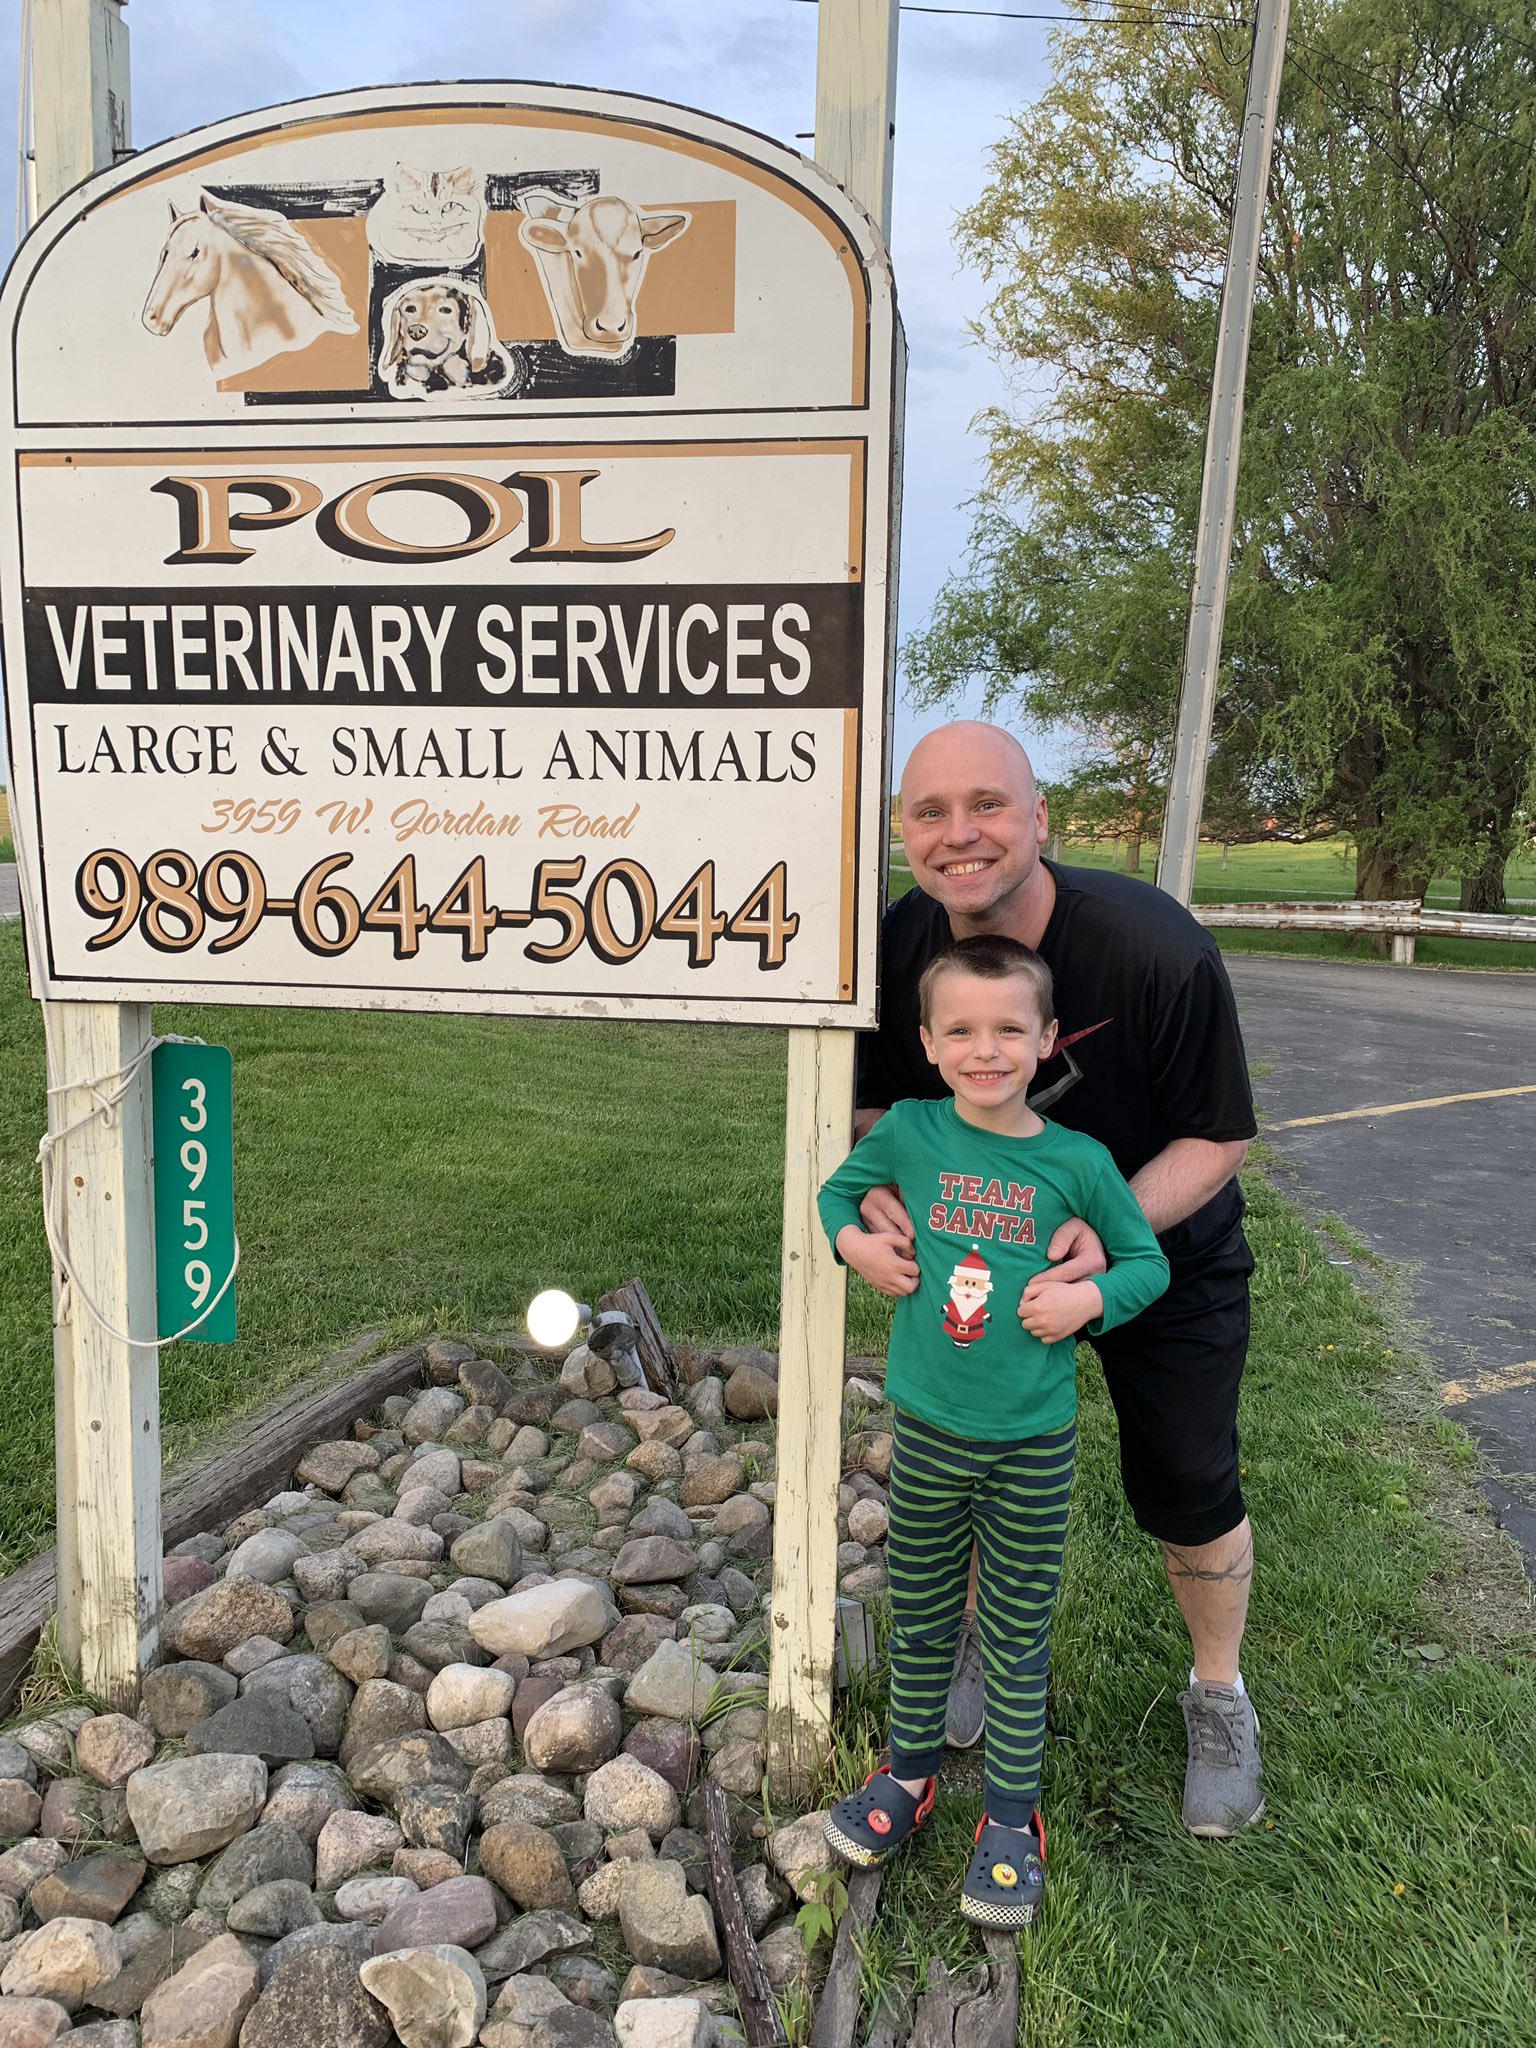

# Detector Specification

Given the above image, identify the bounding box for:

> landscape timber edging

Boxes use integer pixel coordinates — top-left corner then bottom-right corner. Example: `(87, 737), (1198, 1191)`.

(0, 1334), (430, 1714)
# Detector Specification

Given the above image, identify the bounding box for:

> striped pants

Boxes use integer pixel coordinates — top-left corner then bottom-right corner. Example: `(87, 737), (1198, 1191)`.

(885, 1410), (1076, 1826)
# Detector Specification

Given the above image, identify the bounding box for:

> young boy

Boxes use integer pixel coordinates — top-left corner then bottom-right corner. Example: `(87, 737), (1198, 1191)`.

(818, 934), (1169, 1927)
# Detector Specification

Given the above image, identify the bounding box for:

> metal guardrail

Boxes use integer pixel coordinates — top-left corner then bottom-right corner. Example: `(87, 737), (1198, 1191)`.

(1193, 899), (1536, 965)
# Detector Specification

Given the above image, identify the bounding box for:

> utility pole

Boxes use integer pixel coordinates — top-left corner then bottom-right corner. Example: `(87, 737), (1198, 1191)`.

(767, 0), (900, 1800)
(27, 0), (158, 1708)
(1156, 0), (1289, 906)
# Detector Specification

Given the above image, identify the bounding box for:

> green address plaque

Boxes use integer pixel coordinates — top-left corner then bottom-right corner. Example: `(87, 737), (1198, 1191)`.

(151, 1043), (236, 1343)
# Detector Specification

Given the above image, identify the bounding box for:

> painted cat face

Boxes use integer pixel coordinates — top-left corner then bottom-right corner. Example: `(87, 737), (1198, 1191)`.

(367, 163), (485, 267)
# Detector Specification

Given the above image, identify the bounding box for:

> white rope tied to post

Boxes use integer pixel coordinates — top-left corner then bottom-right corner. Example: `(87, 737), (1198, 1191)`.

(37, 1022), (241, 1349)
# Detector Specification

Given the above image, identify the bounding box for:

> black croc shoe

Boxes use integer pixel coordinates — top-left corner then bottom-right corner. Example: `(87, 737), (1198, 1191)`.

(824, 1765), (937, 1868)
(959, 1811), (1045, 1929)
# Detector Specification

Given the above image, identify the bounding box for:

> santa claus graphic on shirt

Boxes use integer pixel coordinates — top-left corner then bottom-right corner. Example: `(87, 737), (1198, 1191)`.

(942, 1246), (993, 1348)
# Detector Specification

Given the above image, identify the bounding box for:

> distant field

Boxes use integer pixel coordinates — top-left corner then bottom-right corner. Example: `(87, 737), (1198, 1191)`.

(0, 787), (11, 864)
(887, 835), (1536, 972)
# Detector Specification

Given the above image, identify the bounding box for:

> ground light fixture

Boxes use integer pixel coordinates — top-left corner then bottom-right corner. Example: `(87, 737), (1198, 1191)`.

(526, 1288), (590, 1349)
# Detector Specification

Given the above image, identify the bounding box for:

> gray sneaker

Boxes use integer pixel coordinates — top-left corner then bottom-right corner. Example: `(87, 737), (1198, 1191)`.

(1179, 1679), (1264, 1838)
(945, 1617), (985, 1749)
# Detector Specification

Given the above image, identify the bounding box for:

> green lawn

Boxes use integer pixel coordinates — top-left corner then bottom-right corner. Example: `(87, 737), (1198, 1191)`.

(4, 916), (1536, 2037)
(886, 837), (1536, 971)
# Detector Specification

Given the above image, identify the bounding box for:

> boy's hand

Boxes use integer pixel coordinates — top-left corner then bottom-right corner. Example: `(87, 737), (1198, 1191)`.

(837, 1225), (920, 1299)
(1018, 1276), (1103, 1344)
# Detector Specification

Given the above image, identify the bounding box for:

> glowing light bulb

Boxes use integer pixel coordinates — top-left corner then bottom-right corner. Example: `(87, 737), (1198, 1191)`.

(526, 1288), (587, 1349)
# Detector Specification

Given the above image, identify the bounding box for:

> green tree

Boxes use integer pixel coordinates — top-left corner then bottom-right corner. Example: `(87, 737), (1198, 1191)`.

(906, 0), (1536, 904)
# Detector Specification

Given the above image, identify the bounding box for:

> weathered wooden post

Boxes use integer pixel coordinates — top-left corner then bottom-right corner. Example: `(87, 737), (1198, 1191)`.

(768, 0), (901, 1800)
(26, 0), (161, 1708)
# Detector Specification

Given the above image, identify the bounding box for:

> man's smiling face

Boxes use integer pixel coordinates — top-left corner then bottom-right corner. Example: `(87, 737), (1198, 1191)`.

(900, 724), (1049, 933)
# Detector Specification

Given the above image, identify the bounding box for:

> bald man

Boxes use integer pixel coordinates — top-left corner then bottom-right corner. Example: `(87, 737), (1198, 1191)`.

(857, 723), (1262, 1838)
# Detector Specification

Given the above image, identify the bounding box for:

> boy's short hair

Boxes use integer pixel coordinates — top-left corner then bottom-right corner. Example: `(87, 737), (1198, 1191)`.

(918, 934), (1056, 1030)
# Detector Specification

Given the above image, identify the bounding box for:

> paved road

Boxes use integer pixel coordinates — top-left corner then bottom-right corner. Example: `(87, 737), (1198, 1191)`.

(1228, 956), (1536, 1565)
(0, 864), (17, 922)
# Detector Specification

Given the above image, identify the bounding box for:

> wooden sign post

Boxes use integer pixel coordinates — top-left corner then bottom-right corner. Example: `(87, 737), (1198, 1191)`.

(27, 0), (162, 1709)
(768, 0), (901, 1799)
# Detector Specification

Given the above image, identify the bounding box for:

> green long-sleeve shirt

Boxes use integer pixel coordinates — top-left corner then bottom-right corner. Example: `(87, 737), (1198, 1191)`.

(818, 1098), (1170, 1440)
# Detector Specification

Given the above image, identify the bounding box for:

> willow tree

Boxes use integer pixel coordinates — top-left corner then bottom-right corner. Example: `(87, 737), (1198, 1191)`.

(906, 0), (1536, 904)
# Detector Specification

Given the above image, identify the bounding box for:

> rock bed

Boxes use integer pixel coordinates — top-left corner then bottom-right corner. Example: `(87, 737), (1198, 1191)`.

(0, 1334), (894, 2048)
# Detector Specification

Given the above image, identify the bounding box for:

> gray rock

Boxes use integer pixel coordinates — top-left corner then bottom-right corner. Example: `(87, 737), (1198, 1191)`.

(125, 1755), (268, 1866)
(28, 1851), (144, 1926)
(468, 1584), (608, 1661)
(768, 1812), (833, 1901)
(460, 1358), (514, 1409)
(161, 1580), (295, 1663)
(196, 1820), (313, 1912)
(613, 1996), (715, 2048)
(723, 1367), (777, 1422)
(185, 1696), (315, 1768)
(0, 1917), (120, 2013)
(371, 1875), (498, 1957)
(478, 1777), (580, 1831)
(403, 1390), (465, 1447)
(623, 1642), (716, 1724)
(0, 1996), (74, 2046)
(675, 1458), (743, 1511)
(138, 1930), (260, 2047)
(395, 1786), (475, 1861)
(625, 1502), (694, 1543)
(67, 2022), (139, 2048)
(583, 1759), (679, 1844)
(300, 1601), (367, 1655)
(339, 1679), (427, 1770)
(485, 1971), (573, 2043)
(400, 1621), (489, 1675)
(547, 1956), (617, 2011)
(348, 1574), (433, 1633)
(327, 1626), (394, 1686)
(295, 1441), (380, 1495)
(424, 1664), (515, 1733)
(255, 1919), (369, 1990)
(616, 1862), (721, 1980)
(258, 1762), (357, 1845)
(620, 1724), (698, 1799)
(242, 1657), (354, 1759)
(241, 1939), (394, 2048)
(610, 1540), (697, 1588)
(142, 1663), (239, 1741)
(359, 1943), (487, 2048)
(292, 1551), (359, 1605)
(224, 1529), (304, 1585)
(717, 1570), (759, 1619)
(478, 1825), (575, 1914)
(474, 1911), (591, 1982)
(224, 1635), (291, 1678)
(314, 1812), (405, 1892)
(448, 1521), (524, 1589)
(335, 1876), (419, 1925)
(347, 1735), (470, 1809)
(522, 1689), (623, 1774)
(0, 1741), (38, 1789)
(350, 1522), (444, 1568)
(74, 1715), (157, 1792)
(226, 1879), (323, 1938)
(0, 1842), (66, 1905)
(733, 1863), (789, 1939)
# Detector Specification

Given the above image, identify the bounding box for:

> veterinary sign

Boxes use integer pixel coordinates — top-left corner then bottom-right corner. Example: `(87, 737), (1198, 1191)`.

(0, 84), (899, 1025)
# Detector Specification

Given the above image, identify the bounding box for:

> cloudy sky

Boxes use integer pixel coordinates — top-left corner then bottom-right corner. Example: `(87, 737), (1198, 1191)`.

(0, 0), (1061, 775)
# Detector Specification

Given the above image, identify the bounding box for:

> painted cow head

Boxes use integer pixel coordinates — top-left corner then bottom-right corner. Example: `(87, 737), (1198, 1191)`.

(519, 192), (690, 358)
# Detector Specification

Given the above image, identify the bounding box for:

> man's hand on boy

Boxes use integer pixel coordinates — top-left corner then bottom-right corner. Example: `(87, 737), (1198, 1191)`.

(858, 1183), (915, 1251)
(1044, 1216), (1107, 1283)
(837, 1224), (920, 1299)
(1017, 1274), (1103, 1343)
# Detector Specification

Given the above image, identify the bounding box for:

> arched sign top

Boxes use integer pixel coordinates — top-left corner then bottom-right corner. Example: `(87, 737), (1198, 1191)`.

(7, 81), (888, 427)
(1, 83), (899, 1029)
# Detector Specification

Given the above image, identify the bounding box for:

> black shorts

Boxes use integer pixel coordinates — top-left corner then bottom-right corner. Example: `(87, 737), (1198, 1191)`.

(1089, 1217), (1255, 1548)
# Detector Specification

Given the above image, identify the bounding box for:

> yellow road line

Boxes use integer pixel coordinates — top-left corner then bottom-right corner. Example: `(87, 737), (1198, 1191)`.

(1441, 1360), (1536, 1408)
(1271, 1082), (1536, 1130)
